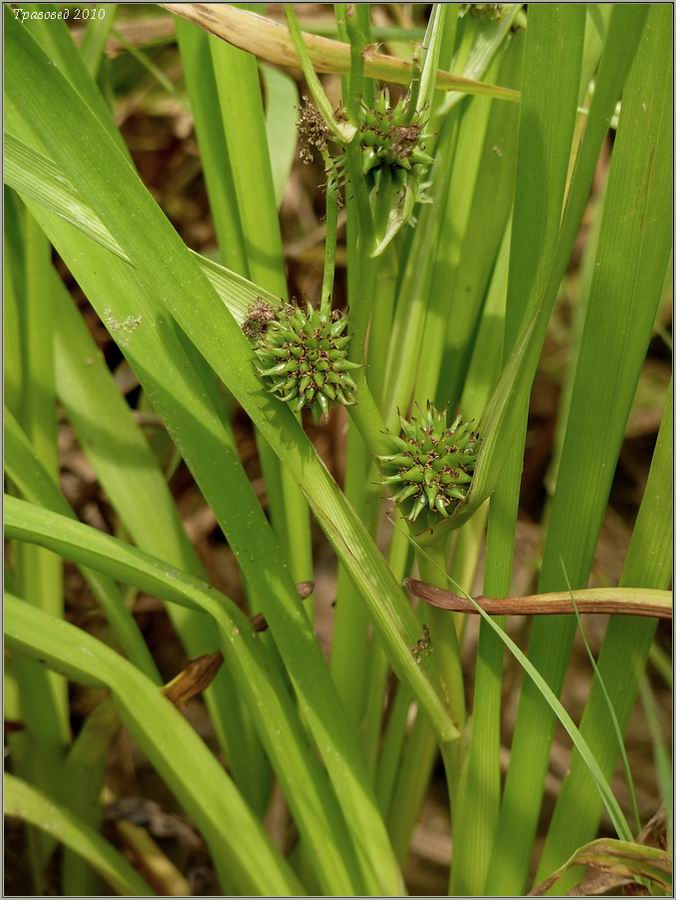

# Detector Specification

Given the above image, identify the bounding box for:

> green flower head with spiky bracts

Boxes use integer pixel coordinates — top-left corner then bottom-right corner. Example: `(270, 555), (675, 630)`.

(356, 89), (434, 255)
(376, 402), (481, 527)
(295, 90), (434, 256)
(245, 299), (360, 423)
(358, 90), (434, 180)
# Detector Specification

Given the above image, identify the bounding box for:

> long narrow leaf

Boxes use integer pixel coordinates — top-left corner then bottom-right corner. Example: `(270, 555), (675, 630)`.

(4, 25), (455, 886)
(162, 3), (519, 101)
(2, 133), (281, 324)
(491, 6), (671, 890)
(261, 63), (298, 208)
(7, 196), (69, 884)
(5, 1), (273, 812)
(5, 497), (364, 895)
(457, 5), (586, 889)
(5, 588), (303, 896)
(208, 22), (312, 585)
(79, 4), (117, 77)
(433, 4), (652, 539)
(5, 774), (154, 897)
(174, 15), (248, 272)
(538, 381), (673, 887)
(405, 534), (633, 846)
(4, 408), (160, 681)
(7, 152), (403, 893)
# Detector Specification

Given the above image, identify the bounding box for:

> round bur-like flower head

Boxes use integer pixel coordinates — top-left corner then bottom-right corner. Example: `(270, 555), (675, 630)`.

(377, 402), (481, 527)
(359, 89), (433, 179)
(249, 301), (359, 423)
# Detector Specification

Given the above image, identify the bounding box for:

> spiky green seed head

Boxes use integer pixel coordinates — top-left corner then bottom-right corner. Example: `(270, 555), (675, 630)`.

(353, 90), (435, 255)
(249, 302), (359, 423)
(358, 90), (431, 176)
(376, 402), (481, 528)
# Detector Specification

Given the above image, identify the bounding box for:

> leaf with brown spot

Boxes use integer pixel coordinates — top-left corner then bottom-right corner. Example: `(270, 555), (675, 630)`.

(529, 838), (672, 896)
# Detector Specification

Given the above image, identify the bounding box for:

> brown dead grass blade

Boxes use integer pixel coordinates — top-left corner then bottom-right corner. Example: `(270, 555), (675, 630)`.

(160, 4), (519, 102)
(405, 579), (672, 619)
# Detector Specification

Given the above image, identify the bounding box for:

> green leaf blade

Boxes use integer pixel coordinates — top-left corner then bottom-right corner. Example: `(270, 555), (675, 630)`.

(4, 773), (154, 897)
(5, 587), (304, 896)
(490, 6), (672, 891)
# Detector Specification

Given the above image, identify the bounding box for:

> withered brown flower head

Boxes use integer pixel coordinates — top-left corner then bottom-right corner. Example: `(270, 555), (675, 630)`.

(297, 96), (330, 164)
(242, 297), (278, 340)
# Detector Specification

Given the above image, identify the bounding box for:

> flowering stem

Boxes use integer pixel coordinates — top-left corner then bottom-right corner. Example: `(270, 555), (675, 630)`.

(333, 3), (351, 108)
(348, 373), (390, 458)
(345, 3), (374, 116)
(417, 3), (448, 116)
(415, 538), (466, 730)
(284, 5), (355, 143)
(415, 535), (466, 810)
(320, 156), (340, 315)
(366, 245), (398, 405)
(343, 140), (375, 362)
(404, 50), (422, 124)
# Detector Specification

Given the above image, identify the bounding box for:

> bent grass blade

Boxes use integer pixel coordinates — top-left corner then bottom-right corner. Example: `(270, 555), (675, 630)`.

(161, 3), (520, 101)
(5, 588), (304, 896)
(4, 774), (154, 897)
(3, 497), (367, 894)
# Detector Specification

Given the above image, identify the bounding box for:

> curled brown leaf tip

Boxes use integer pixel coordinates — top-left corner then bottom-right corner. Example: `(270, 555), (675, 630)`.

(162, 652), (224, 707)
